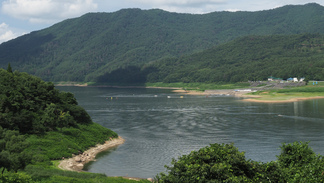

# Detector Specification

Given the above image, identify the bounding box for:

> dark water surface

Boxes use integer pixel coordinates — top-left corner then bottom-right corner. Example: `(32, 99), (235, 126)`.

(57, 86), (324, 178)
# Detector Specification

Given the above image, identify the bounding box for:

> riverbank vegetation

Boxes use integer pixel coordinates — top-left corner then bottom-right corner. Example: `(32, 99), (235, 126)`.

(156, 142), (324, 182)
(0, 68), (148, 182)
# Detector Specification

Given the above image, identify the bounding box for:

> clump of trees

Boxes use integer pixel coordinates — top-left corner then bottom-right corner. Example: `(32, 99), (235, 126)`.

(155, 142), (324, 182)
(0, 127), (31, 174)
(0, 67), (118, 182)
(0, 68), (92, 134)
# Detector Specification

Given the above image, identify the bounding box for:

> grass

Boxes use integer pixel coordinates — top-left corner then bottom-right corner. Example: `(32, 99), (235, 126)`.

(23, 165), (151, 183)
(25, 123), (118, 160)
(19, 123), (150, 183)
(248, 85), (324, 102)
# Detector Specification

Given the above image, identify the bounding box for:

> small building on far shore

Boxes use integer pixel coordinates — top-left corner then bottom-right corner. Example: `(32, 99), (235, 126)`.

(268, 76), (282, 81)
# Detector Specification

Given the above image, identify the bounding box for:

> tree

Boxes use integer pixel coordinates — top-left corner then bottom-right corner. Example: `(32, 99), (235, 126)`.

(156, 142), (324, 182)
(6, 63), (12, 73)
(0, 127), (31, 174)
(155, 143), (256, 182)
(0, 68), (93, 134)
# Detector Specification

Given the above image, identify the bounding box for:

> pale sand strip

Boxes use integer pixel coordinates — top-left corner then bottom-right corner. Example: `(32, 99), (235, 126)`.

(243, 96), (324, 103)
(172, 89), (253, 97)
(172, 89), (324, 103)
(58, 136), (125, 172)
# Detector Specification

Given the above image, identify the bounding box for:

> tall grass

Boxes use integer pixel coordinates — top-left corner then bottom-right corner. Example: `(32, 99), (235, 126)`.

(24, 165), (150, 183)
(276, 86), (324, 93)
(25, 123), (118, 160)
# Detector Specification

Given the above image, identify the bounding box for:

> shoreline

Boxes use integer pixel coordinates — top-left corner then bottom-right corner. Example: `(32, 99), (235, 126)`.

(58, 136), (125, 172)
(174, 89), (324, 103)
(242, 96), (324, 103)
(55, 84), (324, 103)
(173, 89), (255, 97)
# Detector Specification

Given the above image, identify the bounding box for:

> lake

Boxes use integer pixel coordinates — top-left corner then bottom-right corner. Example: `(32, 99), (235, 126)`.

(57, 86), (324, 179)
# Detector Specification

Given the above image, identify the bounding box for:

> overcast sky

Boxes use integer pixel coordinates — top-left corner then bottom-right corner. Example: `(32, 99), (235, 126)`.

(0, 0), (323, 44)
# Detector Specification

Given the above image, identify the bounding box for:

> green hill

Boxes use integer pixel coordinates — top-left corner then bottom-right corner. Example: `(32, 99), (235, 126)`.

(0, 3), (324, 83)
(135, 34), (324, 83)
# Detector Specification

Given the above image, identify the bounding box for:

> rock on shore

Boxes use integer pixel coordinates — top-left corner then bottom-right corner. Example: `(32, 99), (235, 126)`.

(58, 136), (125, 171)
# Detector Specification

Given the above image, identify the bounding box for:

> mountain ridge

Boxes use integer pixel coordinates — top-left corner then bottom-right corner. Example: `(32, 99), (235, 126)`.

(0, 3), (323, 83)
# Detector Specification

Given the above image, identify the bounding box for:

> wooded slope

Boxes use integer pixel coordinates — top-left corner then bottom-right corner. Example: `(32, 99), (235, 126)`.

(98, 34), (324, 83)
(0, 3), (323, 83)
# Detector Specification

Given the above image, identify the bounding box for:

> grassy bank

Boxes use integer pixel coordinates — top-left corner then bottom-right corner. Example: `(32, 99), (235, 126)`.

(1, 165), (150, 183)
(1, 123), (150, 182)
(246, 85), (324, 102)
(25, 123), (118, 160)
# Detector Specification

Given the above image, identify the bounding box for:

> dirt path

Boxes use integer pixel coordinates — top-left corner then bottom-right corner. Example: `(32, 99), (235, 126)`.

(58, 136), (125, 172)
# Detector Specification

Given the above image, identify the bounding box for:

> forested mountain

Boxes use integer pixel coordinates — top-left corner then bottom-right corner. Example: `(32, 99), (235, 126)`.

(97, 34), (324, 83)
(0, 3), (324, 83)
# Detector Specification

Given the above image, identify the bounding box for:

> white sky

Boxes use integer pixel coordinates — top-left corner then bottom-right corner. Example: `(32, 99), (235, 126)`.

(0, 0), (323, 44)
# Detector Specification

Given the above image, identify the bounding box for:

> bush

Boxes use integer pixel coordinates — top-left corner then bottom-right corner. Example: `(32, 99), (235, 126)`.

(277, 141), (324, 182)
(156, 142), (324, 182)
(155, 143), (255, 182)
(0, 172), (32, 183)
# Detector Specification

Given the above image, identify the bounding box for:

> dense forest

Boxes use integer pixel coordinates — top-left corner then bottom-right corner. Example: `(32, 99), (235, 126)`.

(0, 68), (150, 182)
(137, 34), (324, 83)
(0, 3), (324, 83)
(96, 34), (324, 84)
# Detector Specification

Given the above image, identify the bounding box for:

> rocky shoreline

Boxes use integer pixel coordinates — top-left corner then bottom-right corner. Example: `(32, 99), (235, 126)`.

(58, 136), (125, 172)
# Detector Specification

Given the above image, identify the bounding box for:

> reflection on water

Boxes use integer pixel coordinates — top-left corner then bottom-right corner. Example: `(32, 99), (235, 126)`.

(58, 86), (324, 178)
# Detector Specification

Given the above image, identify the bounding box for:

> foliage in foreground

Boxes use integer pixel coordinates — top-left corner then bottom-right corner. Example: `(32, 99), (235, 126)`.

(0, 167), (150, 183)
(25, 123), (117, 161)
(0, 68), (130, 182)
(156, 142), (324, 182)
(0, 68), (92, 134)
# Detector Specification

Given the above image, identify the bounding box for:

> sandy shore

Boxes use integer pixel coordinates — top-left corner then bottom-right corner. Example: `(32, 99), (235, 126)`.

(173, 89), (324, 103)
(58, 136), (125, 172)
(173, 89), (254, 97)
(242, 96), (324, 103)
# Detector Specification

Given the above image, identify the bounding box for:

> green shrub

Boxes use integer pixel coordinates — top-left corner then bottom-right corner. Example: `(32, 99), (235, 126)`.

(0, 172), (32, 183)
(156, 142), (324, 182)
(277, 142), (324, 182)
(155, 143), (255, 182)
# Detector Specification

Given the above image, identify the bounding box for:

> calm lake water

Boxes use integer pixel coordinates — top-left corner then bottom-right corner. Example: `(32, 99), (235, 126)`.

(57, 86), (324, 178)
